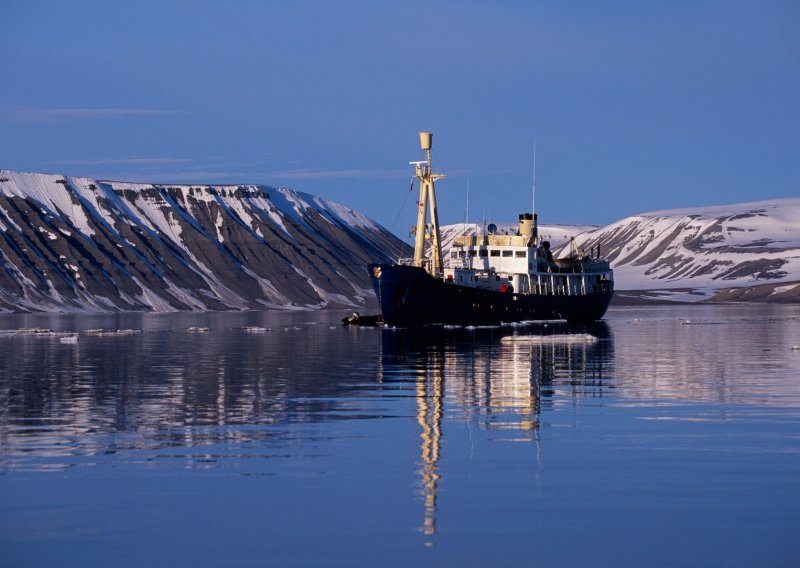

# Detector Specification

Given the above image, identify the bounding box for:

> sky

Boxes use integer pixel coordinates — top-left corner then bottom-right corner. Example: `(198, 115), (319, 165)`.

(1, 0), (798, 238)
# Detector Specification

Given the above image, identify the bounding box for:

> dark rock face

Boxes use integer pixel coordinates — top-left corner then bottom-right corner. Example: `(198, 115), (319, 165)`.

(0, 171), (410, 312)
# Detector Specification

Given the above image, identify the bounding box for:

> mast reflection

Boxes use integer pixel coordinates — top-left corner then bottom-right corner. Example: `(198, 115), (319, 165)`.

(381, 322), (613, 542)
(416, 349), (443, 539)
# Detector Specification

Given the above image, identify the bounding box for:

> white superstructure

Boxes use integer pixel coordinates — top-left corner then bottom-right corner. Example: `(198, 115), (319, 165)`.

(442, 213), (613, 298)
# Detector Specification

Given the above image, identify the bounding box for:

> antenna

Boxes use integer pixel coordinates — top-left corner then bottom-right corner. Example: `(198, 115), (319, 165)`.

(531, 142), (537, 215)
(465, 178), (470, 228)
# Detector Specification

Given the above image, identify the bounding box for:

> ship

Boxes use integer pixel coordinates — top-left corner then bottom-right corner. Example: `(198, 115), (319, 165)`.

(368, 132), (614, 326)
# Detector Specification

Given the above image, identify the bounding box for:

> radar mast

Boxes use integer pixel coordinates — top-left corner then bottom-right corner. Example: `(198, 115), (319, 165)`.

(412, 132), (445, 275)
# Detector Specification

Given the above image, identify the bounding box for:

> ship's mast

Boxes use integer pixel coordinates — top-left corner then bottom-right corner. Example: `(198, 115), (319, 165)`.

(412, 132), (445, 275)
(531, 142), (536, 218)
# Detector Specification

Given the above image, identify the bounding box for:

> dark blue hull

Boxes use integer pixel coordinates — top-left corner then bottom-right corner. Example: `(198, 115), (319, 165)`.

(369, 264), (613, 327)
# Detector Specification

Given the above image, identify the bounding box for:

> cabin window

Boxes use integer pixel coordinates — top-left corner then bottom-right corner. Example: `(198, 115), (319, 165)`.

(450, 252), (458, 259)
(490, 250), (500, 257)
(469, 250), (477, 257)
(479, 249), (488, 257)
(515, 251), (526, 258)
(502, 250), (513, 257)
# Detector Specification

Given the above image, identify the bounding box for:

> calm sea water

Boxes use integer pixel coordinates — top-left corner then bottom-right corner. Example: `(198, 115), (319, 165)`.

(1, 305), (799, 567)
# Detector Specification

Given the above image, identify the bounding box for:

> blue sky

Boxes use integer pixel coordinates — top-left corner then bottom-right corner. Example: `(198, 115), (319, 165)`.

(1, 1), (798, 236)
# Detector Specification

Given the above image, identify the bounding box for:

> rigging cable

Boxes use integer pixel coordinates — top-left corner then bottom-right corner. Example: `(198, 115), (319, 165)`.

(389, 177), (416, 234)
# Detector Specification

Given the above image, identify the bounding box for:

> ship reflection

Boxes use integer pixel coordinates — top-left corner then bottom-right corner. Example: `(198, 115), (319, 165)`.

(380, 322), (614, 542)
(416, 349), (443, 538)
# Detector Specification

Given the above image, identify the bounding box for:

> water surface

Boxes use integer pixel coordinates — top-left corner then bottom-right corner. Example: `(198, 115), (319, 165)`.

(1, 305), (799, 566)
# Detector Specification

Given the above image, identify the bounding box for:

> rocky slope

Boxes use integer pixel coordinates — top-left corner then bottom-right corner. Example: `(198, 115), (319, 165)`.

(2, 167), (797, 312)
(560, 198), (800, 303)
(0, 170), (409, 312)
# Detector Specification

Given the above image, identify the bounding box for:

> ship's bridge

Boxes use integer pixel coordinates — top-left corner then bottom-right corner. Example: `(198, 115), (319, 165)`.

(447, 234), (536, 274)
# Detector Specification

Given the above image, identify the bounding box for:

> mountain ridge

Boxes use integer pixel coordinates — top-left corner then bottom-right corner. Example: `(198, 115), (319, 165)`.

(2, 168), (798, 312)
(556, 197), (800, 303)
(0, 169), (408, 313)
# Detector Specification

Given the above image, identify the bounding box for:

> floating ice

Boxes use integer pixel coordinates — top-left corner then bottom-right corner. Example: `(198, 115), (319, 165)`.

(0, 328), (79, 339)
(84, 329), (141, 337)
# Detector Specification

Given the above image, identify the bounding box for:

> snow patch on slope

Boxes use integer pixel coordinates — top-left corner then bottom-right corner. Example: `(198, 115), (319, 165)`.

(1, 171), (95, 236)
(570, 197), (800, 295)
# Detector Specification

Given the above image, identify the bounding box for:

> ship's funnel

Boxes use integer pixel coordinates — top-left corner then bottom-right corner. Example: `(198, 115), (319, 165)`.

(518, 212), (535, 238)
(419, 132), (433, 150)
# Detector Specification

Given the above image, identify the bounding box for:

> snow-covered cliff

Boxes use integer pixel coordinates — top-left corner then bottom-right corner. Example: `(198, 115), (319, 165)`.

(563, 198), (800, 302)
(2, 167), (797, 311)
(0, 170), (409, 312)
